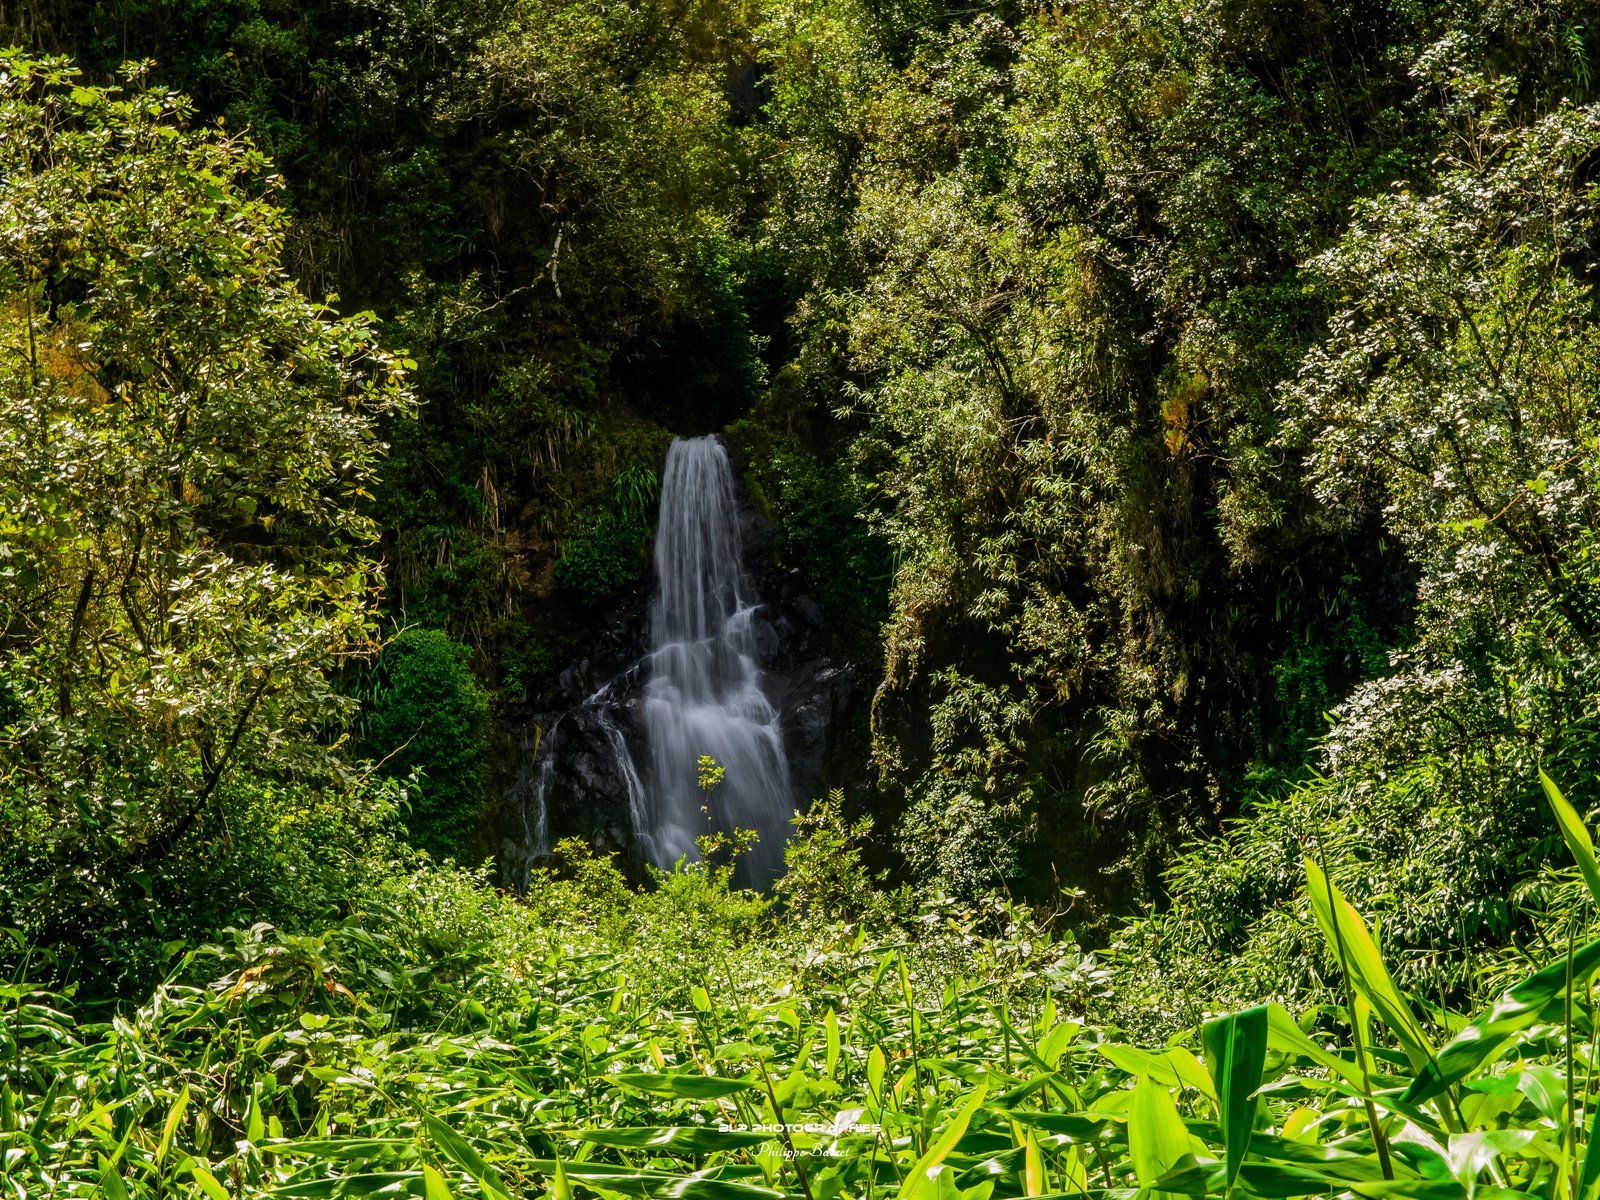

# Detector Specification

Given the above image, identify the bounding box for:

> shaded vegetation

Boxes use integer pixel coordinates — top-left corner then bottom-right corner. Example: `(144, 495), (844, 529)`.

(6, 0), (1600, 1195)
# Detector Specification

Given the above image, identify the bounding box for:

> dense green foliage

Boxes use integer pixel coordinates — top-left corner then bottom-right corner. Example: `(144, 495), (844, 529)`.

(13, 794), (1600, 1199)
(8, 0), (1600, 1195)
(0, 55), (410, 991)
(363, 628), (492, 858)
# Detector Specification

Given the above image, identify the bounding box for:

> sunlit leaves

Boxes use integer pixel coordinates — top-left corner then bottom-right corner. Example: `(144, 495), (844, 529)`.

(0, 55), (411, 941)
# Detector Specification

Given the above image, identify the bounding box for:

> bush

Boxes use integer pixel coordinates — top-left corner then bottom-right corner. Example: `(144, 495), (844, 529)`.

(0, 771), (411, 1000)
(363, 628), (492, 859)
(554, 509), (652, 603)
(554, 464), (659, 604)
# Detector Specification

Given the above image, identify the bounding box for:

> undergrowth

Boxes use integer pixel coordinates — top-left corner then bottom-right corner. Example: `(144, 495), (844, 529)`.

(8, 779), (1600, 1200)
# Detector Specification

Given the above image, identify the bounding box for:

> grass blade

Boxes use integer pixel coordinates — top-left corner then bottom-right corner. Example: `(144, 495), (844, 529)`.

(1542, 770), (1600, 906)
(1203, 1006), (1267, 1191)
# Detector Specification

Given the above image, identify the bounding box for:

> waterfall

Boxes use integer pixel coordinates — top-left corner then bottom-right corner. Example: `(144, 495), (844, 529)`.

(507, 435), (797, 888)
(641, 436), (794, 883)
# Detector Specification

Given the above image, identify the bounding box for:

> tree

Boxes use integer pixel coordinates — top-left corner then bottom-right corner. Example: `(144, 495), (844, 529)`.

(1287, 81), (1600, 650)
(0, 55), (410, 945)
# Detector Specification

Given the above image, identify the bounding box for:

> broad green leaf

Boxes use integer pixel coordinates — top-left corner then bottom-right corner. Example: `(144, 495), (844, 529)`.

(1445, 1129), (1537, 1189)
(1154, 1157), (1358, 1197)
(422, 1114), (512, 1200)
(97, 1158), (130, 1200)
(656, 1179), (786, 1200)
(191, 1166), (231, 1200)
(1002, 1113), (1114, 1142)
(1098, 1044), (1217, 1105)
(1403, 934), (1600, 1103)
(270, 1138), (417, 1159)
(1036, 1021), (1079, 1070)
(1542, 770), (1600, 906)
(868, 1045), (887, 1100)
(1305, 859), (1435, 1072)
(246, 1090), (265, 1144)
(1203, 1005), (1267, 1189)
(1263, 1004), (1364, 1087)
(270, 1171), (425, 1197)
(611, 1072), (754, 1099)
(1127, 1075), (1191, 1189)
(156, 1084), (189, 1168)
(423, 1163), (454, 1200)
(1024, 1128), (1046, 1196)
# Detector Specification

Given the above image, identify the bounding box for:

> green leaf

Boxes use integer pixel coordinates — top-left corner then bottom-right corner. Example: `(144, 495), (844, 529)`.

(1403, 934), (1600, 1103)
(655, 1179), (786, 1200)
(1203, 1006), (1268, 1190)
(868, 1045), (887, 1099)
(1304, 859), (1435, 1072)
(1445, 1130), (1537, 1189)
(1579, 1102), (1600, 1200)
(1098, 1044), (1218, 1105)
(97, 1158), (130, 1200)
(1023, 1128), (1046, 1197)
(522, 1163), (778, 1200)
(271, 1138), (417, 1159)
(611, 1072), (754, 1099)
(1002, 1113), (1114, 1142)
(1154, 1157), (1355, 1197)
(422, 1114), (512, 1200)
(156, 1084), (189, 1168)
(899, 1078), (989, 1200)
(1542, 770), (1600, 906)
(423, 1163), (454, 1200)
(192, 1166), (231, 1200)
(551, 1156), (573, 1200)
(271, 1171), (426, 1197)
(578, 1127), (774, 1153)
(824, 1008), (841, 1079)
(1262, 1003), (1364, 1087)
(1127, 1075), (1191, 1189)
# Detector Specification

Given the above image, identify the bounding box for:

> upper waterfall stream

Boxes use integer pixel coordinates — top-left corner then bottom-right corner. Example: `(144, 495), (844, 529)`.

(641, 436), (794, 882)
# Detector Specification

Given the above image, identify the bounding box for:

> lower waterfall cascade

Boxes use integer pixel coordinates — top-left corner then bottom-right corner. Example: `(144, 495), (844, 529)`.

(639, 436), (794, 881)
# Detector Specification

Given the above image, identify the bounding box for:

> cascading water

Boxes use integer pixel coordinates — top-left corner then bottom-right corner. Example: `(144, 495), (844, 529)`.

(640, 436), (794, 883)
(506, 435), (797, 889)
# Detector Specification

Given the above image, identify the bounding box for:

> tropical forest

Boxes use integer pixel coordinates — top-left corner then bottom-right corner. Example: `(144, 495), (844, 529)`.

(8, 0), (1600, 1195)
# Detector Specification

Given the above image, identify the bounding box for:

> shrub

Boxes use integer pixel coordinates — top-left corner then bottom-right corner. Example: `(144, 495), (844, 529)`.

(363, 628), (491, 859)
(554, 465), (659, 604)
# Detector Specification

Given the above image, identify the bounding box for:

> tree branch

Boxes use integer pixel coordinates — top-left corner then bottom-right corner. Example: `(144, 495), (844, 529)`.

(58, 568), (96, 720)
(133, 670), (273, 866)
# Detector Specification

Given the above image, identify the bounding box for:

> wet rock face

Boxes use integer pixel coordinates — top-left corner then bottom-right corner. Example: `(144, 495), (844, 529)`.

(494, 444), (856, 888)
(553, 602), (650, 709)
(551, 702), (646, 848)
(775, 663), (852, 811)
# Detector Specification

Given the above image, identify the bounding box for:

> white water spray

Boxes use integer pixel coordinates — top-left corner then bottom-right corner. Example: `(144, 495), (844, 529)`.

(640, 436), (794, 882)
